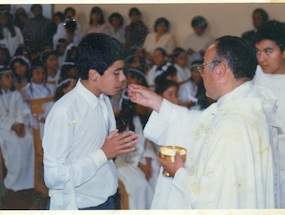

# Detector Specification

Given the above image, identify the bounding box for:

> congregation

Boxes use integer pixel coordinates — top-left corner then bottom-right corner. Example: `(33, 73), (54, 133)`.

(0, 3), (285, 210)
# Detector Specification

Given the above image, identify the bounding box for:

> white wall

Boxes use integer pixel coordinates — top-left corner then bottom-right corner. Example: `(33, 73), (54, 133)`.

(54, 3), (284, 47)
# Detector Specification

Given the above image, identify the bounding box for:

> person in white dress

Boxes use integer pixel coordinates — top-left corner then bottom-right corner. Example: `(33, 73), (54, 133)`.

(0, 9), (24, 57)
(253, 20), (285, 208)
(143, 17), (176, 63)
(41, 49), (60, 85)
(115, 92), (156, 209)
(104, 12), (125, 46)
(146, 47), (169, 90)
(178, 60), (203, 109)
(184, 16), (214, 67)
(84, 6), (107, 36)
(171, 48), (191, 85)
(21, 62), (56, 139)
(128, 36), (277, 209)
(0, 66), (34, 191)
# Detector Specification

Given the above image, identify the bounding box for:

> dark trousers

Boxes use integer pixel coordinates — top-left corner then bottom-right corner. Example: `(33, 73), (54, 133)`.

(79, 195), (116, 210)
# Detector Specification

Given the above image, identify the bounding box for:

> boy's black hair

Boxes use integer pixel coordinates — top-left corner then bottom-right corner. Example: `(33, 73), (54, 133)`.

(75, 33), (127, 80)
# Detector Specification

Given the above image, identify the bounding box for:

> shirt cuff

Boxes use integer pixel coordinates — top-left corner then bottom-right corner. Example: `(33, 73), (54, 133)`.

(90, 149), (108, 169)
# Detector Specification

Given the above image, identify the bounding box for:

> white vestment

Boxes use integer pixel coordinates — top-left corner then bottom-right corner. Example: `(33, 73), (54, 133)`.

(253, 65), (285, 208)
(144, 81), (277, 209)
(0, 89), (34, 191)
(115, 116), (158, 209)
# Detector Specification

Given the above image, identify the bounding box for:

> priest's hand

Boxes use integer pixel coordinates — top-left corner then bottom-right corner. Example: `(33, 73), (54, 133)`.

(102, 129), (138, 159)
(128, 84), (163, 112)
(158, 152), (184, 177)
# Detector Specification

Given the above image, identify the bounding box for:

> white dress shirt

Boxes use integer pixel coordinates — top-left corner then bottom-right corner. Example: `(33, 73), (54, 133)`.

(42, 80), (118, 209)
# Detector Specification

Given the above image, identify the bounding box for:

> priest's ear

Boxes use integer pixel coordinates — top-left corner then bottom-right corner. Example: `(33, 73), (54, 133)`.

(212, 61), (227, 81)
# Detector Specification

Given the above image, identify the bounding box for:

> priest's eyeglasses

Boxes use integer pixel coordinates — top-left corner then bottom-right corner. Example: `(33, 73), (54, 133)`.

(195, 60), (221, 74)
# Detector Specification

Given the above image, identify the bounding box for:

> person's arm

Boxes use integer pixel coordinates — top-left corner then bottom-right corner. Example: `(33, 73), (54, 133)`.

(43, 110), (137, 190)
(128, 84), (163, 112)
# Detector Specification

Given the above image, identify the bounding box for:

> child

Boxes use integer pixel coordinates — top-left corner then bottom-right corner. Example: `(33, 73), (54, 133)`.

(54, 75), (77, 101)
(105, 12), (125, 46)
(84, 6), (107, 35)
(0, 66), (34, 191)
(21, 62), (56, 101)
(115, 70), (158, 209)
(146, 47), (169, 90)
(172, 47), (191, 85)
(41, 49), (60, 85)
(178, 60), (203, 109)
(60, 61), (78, 79)
(155, 79), (179, 105)
(9, 56), (30, 90)
(42, 33), (138, 210)
(154, 64), (177, 86)
(184, 16), (214, 67)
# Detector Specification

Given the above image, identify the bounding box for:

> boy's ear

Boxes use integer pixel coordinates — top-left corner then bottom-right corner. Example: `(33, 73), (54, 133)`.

(89, 69), (99, 81)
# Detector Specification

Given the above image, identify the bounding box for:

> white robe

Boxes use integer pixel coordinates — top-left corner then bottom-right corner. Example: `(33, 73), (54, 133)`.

(174, 64), (191, 84)
(0, 26), (24, 56)
(143, 32), (176, 55)
(0, 89), (34, 191)
(253, 65), (285, 208)
(115, 116), (158, 209)
(144, 81), (277, 209)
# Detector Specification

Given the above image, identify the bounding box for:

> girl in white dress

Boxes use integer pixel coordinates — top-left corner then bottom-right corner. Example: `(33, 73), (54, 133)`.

(171, 48), (191, 85)
(9, 56), (30, 91)
(0, 66), (34, 191)
(115, 69), (158, 209)
(84, 6), (107, 36)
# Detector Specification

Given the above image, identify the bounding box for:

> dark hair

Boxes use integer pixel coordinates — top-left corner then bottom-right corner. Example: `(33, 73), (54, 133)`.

(41, 49), (58, 64)
(28, 61), (46, 82)
(154, 17), (170, 32)
(171, 47), (186, 62)
(89, 6), (105, 25)
(9, 56), (30, 84)
(253, 8), (269, 23)
(64, 17), (77, 32)
(53, 11), (65, 22)
(75, 33), (127, 80)
(191, 16), (208, 28)
(155, 79), (178, 95)
(126, 67), (148, 87)
(60, 62), (77, 78)
(117, 91), (149, 133)
(64, 7), (76, 17)
(155, 63), (177, 85)
(0, 45), (11, 66)
(54, 75), (75, 101)
(0, 10), (16, 39)
(254, 20), (285, 52)
(128, 7), (141, 17)
(154, 47), (168, 57)
(108, 12), (124, 27)
(14, 44), (31, 57)
(0, 66), (15, 94)
(214, 36), (257, 80)
(31, 4), (42, 12)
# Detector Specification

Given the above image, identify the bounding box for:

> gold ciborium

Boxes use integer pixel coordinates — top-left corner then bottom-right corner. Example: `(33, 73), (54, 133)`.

(159, 146), (187, 177)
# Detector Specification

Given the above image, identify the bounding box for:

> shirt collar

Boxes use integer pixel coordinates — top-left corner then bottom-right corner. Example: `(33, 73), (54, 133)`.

(217, 81), (252, 106)
(75, 79), (102, 108)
